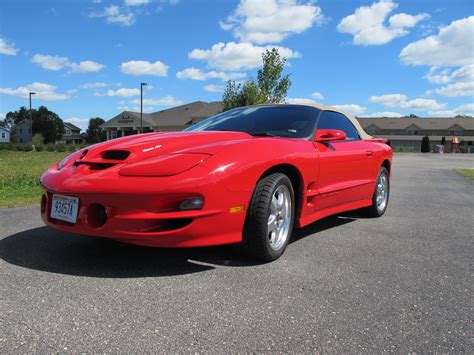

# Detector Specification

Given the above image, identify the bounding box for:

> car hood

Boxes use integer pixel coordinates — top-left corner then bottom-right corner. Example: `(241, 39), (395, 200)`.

(79, 131), (255, 164)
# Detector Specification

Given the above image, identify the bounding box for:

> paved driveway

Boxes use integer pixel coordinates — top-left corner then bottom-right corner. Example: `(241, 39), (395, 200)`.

(1, 153), (473, 352)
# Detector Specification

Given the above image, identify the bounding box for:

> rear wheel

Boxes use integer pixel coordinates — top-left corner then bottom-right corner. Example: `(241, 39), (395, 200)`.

(364, 166), (390, 217)
(241, 173), (295, 262)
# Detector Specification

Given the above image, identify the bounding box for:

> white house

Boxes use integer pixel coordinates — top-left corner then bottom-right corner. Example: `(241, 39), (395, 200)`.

(0, 126), (10, 143)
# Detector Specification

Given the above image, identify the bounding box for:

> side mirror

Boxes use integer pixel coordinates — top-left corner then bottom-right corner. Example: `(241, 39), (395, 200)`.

(314, 129), (347, 142)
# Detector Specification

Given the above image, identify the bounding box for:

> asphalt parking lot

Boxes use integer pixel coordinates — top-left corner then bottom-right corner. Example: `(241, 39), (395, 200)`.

(1, 153), (473, 352)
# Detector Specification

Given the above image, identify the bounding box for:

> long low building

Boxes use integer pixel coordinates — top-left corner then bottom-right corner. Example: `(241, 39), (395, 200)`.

(101, 102), (474, 151)
(101, 101), (222, 140)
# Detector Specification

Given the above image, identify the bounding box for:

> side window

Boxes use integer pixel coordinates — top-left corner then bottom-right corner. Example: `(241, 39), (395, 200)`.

(317, 111), (360, 141)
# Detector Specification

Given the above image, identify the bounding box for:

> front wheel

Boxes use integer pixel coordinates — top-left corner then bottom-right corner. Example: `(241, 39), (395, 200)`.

(241, 173), (295, 262)
(364, 166), (390, 217)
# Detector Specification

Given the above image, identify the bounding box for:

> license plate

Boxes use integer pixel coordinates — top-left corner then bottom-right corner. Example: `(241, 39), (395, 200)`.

(50, 194), (79, 223)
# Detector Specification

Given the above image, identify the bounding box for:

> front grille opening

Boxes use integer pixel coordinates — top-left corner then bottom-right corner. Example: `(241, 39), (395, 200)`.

(102, 150), (130, 160)
(41, 194), (47, 213)
(143, 218), (193, 233)
(86, 203), (107, 228)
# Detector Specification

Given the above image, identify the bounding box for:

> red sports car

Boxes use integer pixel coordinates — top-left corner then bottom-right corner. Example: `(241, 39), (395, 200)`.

(40, 104), (392, 261)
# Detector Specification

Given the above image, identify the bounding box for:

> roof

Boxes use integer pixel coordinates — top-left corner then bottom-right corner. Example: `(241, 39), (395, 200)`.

(357, 117), (474, 130)
(147, 101), (223, 127)
(101, 101), (223, 129)
(0, 126), (10, 132)
(101, 111), (155, 129)
(64, 122), (82, 131)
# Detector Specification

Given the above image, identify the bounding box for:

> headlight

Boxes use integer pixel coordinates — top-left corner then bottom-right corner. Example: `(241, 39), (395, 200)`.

(118, 153), (210, 177)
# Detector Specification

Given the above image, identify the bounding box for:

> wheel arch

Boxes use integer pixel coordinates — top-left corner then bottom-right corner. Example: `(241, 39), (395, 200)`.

(258, 164), (304, 227)
(382, 159), (391, 173)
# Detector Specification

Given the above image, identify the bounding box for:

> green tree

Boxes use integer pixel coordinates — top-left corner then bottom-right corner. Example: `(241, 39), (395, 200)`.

(222, 48), (291, 111)
(86, 117), (106, 143)
(7, 106), (64, 143)
(421, 135), (431, 153)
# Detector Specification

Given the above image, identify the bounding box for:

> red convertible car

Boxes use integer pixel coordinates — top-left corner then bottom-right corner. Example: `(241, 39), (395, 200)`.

(40, 104), (392, 261)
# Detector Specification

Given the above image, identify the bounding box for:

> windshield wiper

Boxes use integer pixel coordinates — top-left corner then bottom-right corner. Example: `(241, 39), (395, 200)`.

(248, 132), (276, 137)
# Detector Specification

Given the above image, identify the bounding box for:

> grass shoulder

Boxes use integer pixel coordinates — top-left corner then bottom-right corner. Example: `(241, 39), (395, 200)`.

(456, 168), (474, 181)
(0, 150), (69, 208)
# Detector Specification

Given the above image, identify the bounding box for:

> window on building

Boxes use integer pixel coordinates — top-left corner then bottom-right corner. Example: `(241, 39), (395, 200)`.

(111, 131), (117, 139)
(1, 133), (5, 138)
(316, 111), (360, 141)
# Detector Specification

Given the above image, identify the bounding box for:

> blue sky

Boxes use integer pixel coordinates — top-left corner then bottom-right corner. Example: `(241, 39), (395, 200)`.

(1, 0), (473, 130)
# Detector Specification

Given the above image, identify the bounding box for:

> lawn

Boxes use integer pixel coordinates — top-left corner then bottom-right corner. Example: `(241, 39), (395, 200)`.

(0, 151), (69, 208)
(456, 168), (474, 181)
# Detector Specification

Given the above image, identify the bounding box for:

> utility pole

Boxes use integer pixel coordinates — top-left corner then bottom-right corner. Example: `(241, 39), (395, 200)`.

(140, 82), (147, 134)
(29, 92), (36, 119)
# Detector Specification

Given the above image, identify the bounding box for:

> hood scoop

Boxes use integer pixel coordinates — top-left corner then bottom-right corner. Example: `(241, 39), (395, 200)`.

(101, 150), (130, 160)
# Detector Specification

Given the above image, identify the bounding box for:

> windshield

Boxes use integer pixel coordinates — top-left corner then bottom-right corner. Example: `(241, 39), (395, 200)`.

(184, 105), (320, 139)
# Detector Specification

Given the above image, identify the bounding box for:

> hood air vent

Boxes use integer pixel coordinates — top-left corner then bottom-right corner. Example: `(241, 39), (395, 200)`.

(101, 150), (130, 160)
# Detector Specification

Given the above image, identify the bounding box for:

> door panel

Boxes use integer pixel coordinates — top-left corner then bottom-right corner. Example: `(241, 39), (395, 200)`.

(313, 111), (375, 212)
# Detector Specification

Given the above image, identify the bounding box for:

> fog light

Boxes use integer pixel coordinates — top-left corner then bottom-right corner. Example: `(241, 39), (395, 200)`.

(179, 197), (203, 210)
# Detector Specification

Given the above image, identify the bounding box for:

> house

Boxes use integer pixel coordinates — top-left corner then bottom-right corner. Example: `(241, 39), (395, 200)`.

(56, 122), (85, 145)
(0, 126), (11, 143)
(101, 101), (223, 140)
(15, 119), (32, 143)
(357, 117), (474, 151)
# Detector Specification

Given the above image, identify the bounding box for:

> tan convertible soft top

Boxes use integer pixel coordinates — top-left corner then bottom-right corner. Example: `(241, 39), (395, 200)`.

(297, 103), (373, 140)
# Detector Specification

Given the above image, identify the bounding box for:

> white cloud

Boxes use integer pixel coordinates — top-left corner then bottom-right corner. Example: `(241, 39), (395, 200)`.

(69, 60), (104, 73)
(332, 104), (367, 116)
(176, 67), (246, 81)
(89, 5), (135, 26)
(98, 88), (141, 97)
(220, 0), (325, 44)
(400, 17), (474, 98)
(31, 54), (69, 70)
(0, 37), (19, 55)
(80, 82), (109, 89)
(0, 113), (6, 120)
(435, 82), (474, 97)
(286, 98), (317, 105)
(121, 60), (168, 76)
(400, 16), (474, 67)
(189, 42), (301, 71)
(124, 0), (150, 6)
(31, 54), (104, 73)
(129, 95), (183, 106)
(364, 111), (404, 117)
(311, 92), (324, 100)
(204, 84), (225, 93)
(0, 82), (73, 101)
(428, 103), (474, 117)
(337, 0), (428, 45)
(369, 94), (445, 111)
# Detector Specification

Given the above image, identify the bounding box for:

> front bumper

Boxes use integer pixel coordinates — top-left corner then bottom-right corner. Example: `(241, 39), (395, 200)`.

(40, 165), (248, 247)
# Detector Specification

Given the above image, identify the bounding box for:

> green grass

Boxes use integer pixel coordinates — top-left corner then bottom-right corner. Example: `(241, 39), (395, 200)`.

(457, 168), (474, 181)
(0, 151), (69, 208)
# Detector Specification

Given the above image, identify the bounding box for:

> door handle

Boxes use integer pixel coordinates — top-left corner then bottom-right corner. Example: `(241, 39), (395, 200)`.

(366, 150), (374, 157)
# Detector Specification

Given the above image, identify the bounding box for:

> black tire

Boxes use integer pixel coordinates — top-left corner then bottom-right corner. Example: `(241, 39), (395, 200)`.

(364, 166), (390, 217)
(240, 173), (295, 262)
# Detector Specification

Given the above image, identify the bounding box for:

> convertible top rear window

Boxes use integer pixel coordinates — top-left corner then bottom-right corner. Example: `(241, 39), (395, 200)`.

(185, 105), (321, 139)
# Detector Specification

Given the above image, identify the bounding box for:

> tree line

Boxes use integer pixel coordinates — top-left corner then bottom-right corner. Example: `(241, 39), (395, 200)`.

(2, 106), (106, 144)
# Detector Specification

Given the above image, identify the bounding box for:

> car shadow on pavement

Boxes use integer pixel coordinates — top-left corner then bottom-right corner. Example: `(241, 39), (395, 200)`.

(0, 214), (358, 278)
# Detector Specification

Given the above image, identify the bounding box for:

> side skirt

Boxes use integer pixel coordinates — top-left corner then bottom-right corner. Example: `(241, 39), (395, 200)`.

(298, 198), (372, 228)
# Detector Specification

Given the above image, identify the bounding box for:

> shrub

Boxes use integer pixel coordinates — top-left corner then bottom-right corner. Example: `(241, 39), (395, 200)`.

(421, 136), (431, 153)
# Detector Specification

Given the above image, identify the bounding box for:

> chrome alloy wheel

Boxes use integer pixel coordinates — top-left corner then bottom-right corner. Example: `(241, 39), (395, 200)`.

(376, 172), (389, 212)
(267, 185), (292, 251)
